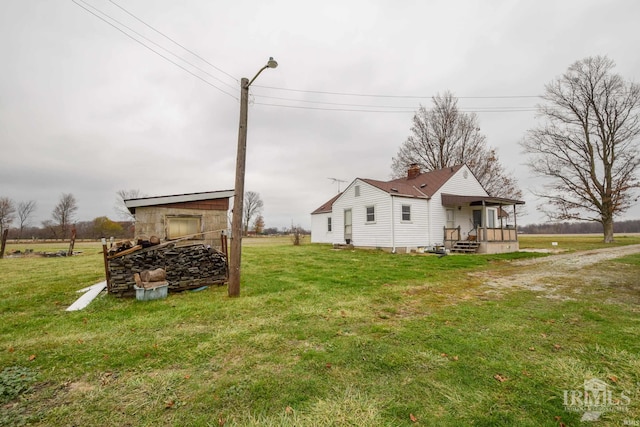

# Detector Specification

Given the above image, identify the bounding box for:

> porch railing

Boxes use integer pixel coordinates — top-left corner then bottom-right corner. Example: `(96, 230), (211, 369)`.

(444, 226), (518, 243)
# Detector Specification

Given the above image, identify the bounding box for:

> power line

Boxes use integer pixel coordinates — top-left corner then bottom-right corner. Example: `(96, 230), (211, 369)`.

(253, 94), (414, 109)
(253, 84), (542, 100)
(108, 0), (238, 84)
(254, 102), (537, 114)
(72, 0), (238, 100)
(74, 1), (542, 113)
(253, 93), (537, 111)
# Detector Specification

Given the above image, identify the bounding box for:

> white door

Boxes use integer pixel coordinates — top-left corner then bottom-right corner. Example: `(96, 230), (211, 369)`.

(446, 209), (455, 228)
(344, 209), (352, 243)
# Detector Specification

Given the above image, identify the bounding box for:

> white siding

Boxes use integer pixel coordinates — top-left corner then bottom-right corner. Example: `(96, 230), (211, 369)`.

(332, 179), (392, 248)
(312, 165), (490, 250)
(392, 196), (430, 247)
(431, 165), (488, 244)
(311, 212), (333, 243)
(439, 165), (488, 196)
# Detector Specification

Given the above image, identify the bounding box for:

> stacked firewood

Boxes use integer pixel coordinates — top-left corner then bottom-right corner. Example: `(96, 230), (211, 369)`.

(108, 243), (227, 296)
(134, 268), (167, 289)
(107, 236), (161, 256)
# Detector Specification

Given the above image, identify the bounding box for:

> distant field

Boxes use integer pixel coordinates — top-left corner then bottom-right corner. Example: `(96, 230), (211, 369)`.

(518, 233), (640, 251)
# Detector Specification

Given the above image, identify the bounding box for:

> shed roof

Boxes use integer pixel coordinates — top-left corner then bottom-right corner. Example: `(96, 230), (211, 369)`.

(125, 190), (234, 214)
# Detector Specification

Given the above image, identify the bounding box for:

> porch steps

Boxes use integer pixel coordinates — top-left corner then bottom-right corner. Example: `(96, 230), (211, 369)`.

(450, 241), (480, 253)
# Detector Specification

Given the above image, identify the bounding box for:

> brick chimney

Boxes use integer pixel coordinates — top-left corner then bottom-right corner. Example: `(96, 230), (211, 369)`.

(407, 163), (421, 180)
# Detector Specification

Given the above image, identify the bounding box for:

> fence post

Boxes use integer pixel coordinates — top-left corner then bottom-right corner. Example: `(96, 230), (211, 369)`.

(0, 229), (8, 259)
(101, 238), (111, 292)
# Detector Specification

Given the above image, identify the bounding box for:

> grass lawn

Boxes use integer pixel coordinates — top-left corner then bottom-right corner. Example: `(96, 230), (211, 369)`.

(519, 233), (640, 251)
(1, 237), (639, 426)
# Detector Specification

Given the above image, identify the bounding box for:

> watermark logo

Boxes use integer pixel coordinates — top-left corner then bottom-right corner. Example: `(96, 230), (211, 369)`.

(563, 378), (631, 421)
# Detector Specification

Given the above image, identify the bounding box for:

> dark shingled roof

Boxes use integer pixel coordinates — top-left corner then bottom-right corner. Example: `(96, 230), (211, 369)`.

(311, 165), (467, 214)
(361, 165), (464, 199)
(311, 192), (343, 214)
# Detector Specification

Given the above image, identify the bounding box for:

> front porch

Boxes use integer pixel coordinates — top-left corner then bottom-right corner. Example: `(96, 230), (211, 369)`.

(441, 193), (525, 254)
(443, 226), (520, 253)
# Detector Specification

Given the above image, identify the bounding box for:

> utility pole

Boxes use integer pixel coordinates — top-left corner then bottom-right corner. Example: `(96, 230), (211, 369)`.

(228, 58), (278, 297)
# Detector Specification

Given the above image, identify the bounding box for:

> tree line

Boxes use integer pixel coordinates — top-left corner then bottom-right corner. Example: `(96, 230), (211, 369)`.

(0, 193), (133, 241)
(0, 189), (300, 241)
(519, 219), (640, 235)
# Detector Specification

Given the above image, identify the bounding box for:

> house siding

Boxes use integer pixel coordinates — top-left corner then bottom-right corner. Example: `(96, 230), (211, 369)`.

(391, 196), (430, 248)
(310, 212), (333, 243)
(430, 165), (488, 244)
(332, 179), (392, 248)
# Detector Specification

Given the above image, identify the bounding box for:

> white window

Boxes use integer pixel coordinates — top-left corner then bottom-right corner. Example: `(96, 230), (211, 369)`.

(355, 185), (360, 197)
(327, 217), (332, 232)
(402, 205), (411, 221)
(166, 216), (202, 240)
(366, 206), (375, 223)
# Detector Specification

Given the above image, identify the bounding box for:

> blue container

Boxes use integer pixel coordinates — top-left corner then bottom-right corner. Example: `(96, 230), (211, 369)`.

(134, 283), (168, 301)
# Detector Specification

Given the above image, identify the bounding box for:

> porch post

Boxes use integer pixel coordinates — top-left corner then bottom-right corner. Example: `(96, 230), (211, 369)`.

(513, 204), (518, 241)
(482, 200), (487, 242)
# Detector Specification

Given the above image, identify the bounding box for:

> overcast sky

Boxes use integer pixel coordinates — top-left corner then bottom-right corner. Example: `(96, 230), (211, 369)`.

(2, 0), (639, 230)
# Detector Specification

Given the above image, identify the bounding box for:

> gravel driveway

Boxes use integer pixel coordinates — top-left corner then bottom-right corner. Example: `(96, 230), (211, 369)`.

(472, 244), (640, 300)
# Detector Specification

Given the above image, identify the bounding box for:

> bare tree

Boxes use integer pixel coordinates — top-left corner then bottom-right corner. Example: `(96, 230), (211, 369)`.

(17, 200), (37, 240)
(522, 56), (640, 243)
(52, 193), (78, 238)
(115, 189), (145, 221)
(0, 197), (16, 236)
(391, 91), (521, 198)
(252, 215), (265, 235)
(243, 191), (263, 236)
(41, 220), (59, 239)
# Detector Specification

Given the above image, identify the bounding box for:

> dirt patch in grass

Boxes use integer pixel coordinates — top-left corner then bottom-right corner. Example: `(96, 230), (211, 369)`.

(472, 244), (640, 302)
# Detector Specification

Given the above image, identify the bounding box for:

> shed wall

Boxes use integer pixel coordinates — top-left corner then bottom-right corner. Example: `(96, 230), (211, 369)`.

(134, 206), (227, 248)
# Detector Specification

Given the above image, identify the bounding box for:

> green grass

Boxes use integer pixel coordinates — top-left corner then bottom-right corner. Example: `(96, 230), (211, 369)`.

(519, 233), (640, 251)
(0, 237), (639, 426)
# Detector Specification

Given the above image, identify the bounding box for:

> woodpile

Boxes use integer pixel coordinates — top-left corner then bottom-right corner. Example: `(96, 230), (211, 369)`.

(133, 268), (167, 289)
(107, 236), (161, 257)
(107, 243), (227, 296)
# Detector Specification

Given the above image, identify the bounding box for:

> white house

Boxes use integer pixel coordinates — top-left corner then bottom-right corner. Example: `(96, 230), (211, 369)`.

(311, 164), (524, 254)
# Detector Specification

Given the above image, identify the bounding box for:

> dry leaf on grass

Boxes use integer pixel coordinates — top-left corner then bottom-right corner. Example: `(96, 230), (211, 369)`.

(410, 413), (418, 422)
(494, 374), (507, 382)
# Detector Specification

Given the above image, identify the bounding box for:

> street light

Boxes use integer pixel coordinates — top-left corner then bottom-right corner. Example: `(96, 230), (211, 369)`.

(228, 57), (278, 297)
